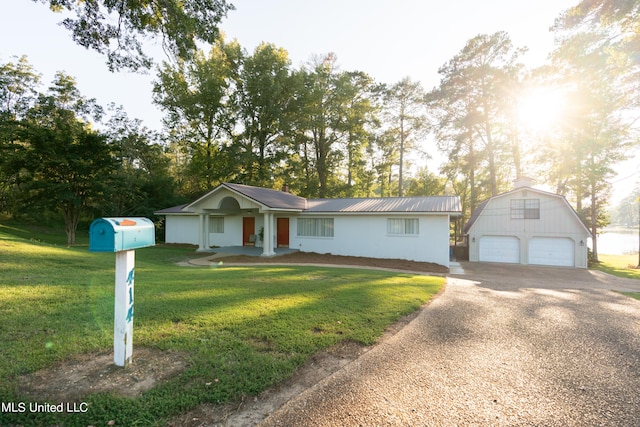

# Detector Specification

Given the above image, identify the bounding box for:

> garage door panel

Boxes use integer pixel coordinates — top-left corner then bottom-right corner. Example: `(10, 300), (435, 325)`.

(529, 237), (574, 267)
(479, 236), (520, 264)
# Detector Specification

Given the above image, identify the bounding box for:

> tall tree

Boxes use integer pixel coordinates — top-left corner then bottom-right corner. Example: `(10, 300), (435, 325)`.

(104, 105), (179, 217)
(232, 42), (295, 186)
(336, 71), (380, 197)
(6, 73), (114, 244)
(384, 77), (427, 197)
(153, 37), (242, 194)
(427, 32), (526, 210)
(34, 0), (234, 71)
(0, 56), (41, 214)
(544, 29), (636, 262)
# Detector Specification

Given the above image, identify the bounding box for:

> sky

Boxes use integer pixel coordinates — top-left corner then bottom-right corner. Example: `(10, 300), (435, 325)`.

(1, 0), (638, 203)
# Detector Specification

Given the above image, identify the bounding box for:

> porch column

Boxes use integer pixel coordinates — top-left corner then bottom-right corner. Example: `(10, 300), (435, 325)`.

(204, 213), (210, 249)
(197, 213), (206, 252)
(262, 212), (275, 257)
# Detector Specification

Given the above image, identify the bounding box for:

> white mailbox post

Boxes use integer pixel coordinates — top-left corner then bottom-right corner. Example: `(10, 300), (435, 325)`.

(89, 218), (155, 367)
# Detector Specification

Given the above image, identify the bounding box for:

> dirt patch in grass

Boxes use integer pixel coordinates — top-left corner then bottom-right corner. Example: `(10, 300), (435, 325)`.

(208, 251), (449, 274)
(18, 347), (188, 402)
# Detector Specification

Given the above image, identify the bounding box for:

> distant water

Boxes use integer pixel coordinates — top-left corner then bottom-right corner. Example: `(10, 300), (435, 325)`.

(590, 231), (639, 255)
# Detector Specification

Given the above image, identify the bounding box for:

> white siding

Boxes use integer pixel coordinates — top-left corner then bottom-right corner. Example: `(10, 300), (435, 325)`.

(467, 189), (589, 268)
(209, 216), (243, 247)
(289, 214), (451, 267)
(165, 215), (199, 244)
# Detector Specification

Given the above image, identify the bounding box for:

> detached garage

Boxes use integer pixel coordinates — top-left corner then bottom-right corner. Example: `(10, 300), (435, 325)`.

(464, 178), (591, 268)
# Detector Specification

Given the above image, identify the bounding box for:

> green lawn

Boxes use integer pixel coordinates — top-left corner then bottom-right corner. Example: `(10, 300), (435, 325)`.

(0, 223), (444, 426)
(592, 253), (640, 280)
(591, 253), (640, 301)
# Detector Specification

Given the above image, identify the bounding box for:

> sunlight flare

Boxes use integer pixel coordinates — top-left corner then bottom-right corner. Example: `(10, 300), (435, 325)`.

(517, 87), (566, 132)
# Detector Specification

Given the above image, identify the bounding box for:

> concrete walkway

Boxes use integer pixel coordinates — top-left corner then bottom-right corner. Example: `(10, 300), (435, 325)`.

(259, 263), (640, 426)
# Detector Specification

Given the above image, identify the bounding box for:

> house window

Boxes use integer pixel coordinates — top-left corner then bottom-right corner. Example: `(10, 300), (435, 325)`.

(387, 218), (419, 235)
(297, 218), (334, 237)
(511, 199), (540, 219)
(209, 216), (224, 233)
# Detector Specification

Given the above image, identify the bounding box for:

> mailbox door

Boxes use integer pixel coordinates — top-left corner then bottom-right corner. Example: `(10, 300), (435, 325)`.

(89, 219), (117, 252)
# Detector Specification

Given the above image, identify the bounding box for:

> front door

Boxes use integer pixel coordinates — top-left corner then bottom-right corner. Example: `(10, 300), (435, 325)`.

(277, 218), (289, 247)
(243, 217), (255, 246)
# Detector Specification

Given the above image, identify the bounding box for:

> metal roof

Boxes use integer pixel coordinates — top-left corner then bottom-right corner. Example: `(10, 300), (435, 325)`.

(157, 183), (461, 215)
(154, 204), (193, 214)
(222, 183), (308, 210)
(306, 196), (461, 214)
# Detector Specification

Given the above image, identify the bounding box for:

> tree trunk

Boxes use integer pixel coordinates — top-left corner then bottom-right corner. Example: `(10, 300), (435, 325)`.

(63, 205), (80, 245)
(399, 116), (405, 197)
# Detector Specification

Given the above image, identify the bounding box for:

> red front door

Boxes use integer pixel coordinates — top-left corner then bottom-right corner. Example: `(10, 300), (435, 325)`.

(243, 217), (255, 246)
(277, 218), (289, 247)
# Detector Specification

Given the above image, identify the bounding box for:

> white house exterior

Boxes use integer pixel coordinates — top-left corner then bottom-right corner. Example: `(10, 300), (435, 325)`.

(156, 183), (462, 268)
(463, 178), (591, 268)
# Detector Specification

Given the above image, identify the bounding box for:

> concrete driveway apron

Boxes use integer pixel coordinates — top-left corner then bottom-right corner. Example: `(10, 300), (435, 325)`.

(260, 263), (640, 426)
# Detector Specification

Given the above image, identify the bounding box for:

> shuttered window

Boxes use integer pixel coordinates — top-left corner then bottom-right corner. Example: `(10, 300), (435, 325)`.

(297, 218), (334, 237)
(387, 218), (419, 235)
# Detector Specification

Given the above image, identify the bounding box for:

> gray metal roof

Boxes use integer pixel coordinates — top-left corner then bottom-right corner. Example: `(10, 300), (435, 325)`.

(157, 183), (461, 215)
(154, 204), (193, 214)
(223, 183), (308, 210)
(306, 196), (461, 214)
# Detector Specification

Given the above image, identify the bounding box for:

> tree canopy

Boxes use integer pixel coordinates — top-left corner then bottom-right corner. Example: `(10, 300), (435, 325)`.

(33, 0), (234, 71)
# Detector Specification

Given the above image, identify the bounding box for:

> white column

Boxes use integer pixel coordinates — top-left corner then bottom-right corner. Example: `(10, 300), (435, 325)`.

(204, 213), (210, 249)
(114, 250), (135, 367)
(262, 212), (275, 256)
(197, 213), (206, 251)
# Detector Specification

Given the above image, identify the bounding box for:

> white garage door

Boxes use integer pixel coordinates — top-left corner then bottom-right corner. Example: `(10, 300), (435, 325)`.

(479, 236), (520, 264)
(529, 237), (574, 267)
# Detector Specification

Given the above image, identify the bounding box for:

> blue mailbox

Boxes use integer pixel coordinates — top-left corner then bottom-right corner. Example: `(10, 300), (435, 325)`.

(89, 217), (155, 252)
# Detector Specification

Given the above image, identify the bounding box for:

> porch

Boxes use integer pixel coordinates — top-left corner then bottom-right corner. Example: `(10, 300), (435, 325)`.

(200, 245), (299, 257)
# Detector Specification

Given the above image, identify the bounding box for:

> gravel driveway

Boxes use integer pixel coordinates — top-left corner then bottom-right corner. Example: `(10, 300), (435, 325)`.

(259, 263), (640, 426)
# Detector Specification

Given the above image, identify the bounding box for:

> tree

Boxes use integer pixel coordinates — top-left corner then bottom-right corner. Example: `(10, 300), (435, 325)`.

(289, 54), (380, 198)
(543, 28), (636, 262)
(0, 56), (42, 213)
(104, 105), (179, 217)
(232, 43), (295, 187)
(34, 0), (234, 71)
(335, 71), (380, 197)
(153, 37), (242, 194)
(5, 72), (113, 244)
(384, 77), (427, 197)
(427, 32), (526, 211)
(5, 72), (114, 244)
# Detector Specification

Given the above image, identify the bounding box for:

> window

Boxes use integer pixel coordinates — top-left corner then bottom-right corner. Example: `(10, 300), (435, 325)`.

(511, 199), (540, 219)
(209, 216), (224, 233)
(297, 218), (334, 237)
(387, 218), (419, 235)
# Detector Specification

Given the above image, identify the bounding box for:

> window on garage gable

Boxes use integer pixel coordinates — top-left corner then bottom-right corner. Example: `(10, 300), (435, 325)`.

(511, 199), (540, 219)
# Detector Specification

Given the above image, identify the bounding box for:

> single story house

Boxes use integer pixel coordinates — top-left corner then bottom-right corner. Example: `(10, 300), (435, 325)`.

(155, 182), (462, 268)
(463, 177), (591, 268)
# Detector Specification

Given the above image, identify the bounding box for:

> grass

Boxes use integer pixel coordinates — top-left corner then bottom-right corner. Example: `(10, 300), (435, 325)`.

(0, 223), (444, 427)
(591, 253), (640, 280)
(590, 253), (640, 301)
